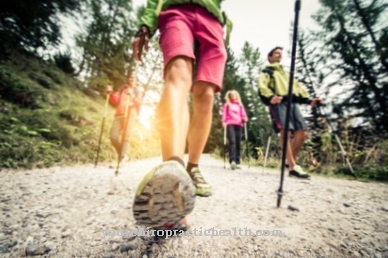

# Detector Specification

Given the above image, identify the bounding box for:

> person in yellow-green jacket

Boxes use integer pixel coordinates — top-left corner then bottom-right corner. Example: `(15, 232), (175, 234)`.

(131, 0), (232, 231)
(258, 46), (324, 180)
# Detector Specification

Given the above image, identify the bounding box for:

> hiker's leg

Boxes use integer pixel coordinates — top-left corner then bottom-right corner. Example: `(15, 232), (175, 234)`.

(274, 103), (295, 166)
(269, 103), (295, 167)
(188, 6), (226, 165)
(132, 5), (196, 229)
(157, 57), (192, 161)
(187, 82), (215, 164)
(157, 9), (196, 162)
(227, 124), (236, 164)
(291, 130), (308, 160)
(133, 57), (196, 227)
(290, 104), (308, 162)
(279, 129), (296, 169)
(109, 115), (123, 156)
(235, 125), (242, 164)
(120, 115), (136, 159)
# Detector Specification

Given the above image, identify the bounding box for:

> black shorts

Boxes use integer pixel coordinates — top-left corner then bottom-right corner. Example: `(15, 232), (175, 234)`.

(269, 102), (307, 133)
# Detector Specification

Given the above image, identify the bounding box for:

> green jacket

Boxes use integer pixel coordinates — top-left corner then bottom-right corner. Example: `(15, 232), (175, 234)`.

(258, 63), (311, 105)
(140, 0), (232, 45)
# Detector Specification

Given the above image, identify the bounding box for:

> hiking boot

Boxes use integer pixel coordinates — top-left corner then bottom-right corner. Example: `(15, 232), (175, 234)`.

(133, 161), (196, 228)
(236, 164), (241, 169)
(188, 167), (213, 197)
(231, 162), (237, 170)
(289, 165), (310, 179)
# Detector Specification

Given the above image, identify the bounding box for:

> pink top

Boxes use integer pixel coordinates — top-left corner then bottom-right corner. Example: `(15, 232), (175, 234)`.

(222, 100), (247, 127)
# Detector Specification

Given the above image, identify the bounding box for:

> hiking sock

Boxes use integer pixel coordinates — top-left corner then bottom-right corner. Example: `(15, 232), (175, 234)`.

(167, 156), (185, 167)
(186, 162), (198, 173)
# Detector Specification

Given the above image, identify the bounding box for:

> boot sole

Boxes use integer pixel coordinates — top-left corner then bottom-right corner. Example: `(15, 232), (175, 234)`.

(196, 190), (212, 197)
(289, 173), (311, 179)
(133, 161), (196, 228)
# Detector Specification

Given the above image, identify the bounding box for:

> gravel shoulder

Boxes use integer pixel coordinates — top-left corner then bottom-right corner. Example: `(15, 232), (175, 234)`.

(0, 154), (388, 257)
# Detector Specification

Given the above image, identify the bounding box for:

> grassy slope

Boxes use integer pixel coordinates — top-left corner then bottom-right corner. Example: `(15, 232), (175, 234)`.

(0, 54), (161, 169)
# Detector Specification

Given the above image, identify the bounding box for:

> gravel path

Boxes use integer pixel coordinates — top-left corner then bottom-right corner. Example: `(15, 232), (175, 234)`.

(0, 154), (388, 257)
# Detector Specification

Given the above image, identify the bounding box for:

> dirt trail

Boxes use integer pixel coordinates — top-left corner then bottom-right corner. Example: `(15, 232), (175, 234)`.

(0, 155), (387, 257)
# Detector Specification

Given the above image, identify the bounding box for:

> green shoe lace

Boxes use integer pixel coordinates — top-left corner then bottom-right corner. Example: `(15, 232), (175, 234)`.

(189, 167), (213, 197)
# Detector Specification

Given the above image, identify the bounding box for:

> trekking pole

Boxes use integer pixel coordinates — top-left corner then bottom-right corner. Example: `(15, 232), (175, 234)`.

(244, 122), (249, 168)
(94, 91), (111, 167)
(277, 0), (301, 208)
(262, 135), (271, 174)
(223, 126), (227, 169)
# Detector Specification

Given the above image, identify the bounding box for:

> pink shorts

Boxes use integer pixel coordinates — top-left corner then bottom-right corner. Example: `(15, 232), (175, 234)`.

(158, 4), (227, 92)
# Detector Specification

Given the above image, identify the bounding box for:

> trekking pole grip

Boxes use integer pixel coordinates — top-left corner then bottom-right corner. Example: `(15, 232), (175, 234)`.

(295, 0), (301, 12)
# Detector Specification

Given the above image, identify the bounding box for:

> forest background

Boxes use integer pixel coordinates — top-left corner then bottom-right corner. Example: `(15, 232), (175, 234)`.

(0, 0), (387, 181)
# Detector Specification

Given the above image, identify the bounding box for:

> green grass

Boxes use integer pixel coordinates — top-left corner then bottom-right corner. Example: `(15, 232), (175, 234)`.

(0, 54), (161, 169)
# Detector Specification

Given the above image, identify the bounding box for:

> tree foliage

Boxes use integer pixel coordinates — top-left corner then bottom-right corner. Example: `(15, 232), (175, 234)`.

(237, 42), (272, 150)
(298, 0), (388, 133)
(0, 0), (84, 58)
(294, 0), (388, 174)
(73, 0), (137, 93)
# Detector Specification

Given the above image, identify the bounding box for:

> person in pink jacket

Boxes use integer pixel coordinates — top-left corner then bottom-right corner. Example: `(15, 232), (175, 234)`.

(222, 90), (248, 169)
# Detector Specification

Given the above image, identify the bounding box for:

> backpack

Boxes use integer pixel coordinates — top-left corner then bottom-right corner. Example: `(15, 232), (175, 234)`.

(258, 67), (275, 106)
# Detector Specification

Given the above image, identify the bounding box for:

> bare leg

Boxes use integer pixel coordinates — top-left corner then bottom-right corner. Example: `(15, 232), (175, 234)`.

(109, 115), (122, 157)
(156, 57), (192, 161)
(279, 129), (296, 170)
(291, 130), (308, 162)
(133, 57), (198, 229)
(187, 81), (216, 164)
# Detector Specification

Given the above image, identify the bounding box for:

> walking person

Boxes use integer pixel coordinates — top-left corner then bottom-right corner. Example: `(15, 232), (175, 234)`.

(222, 90), (248, 170)
(258, 46), (324, 179)
(107, 73), (144, 167)
(131, 0), (231, 229)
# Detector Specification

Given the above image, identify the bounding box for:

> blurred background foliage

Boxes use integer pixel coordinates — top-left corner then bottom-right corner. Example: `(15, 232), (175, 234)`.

(0, 0), (387, 181)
